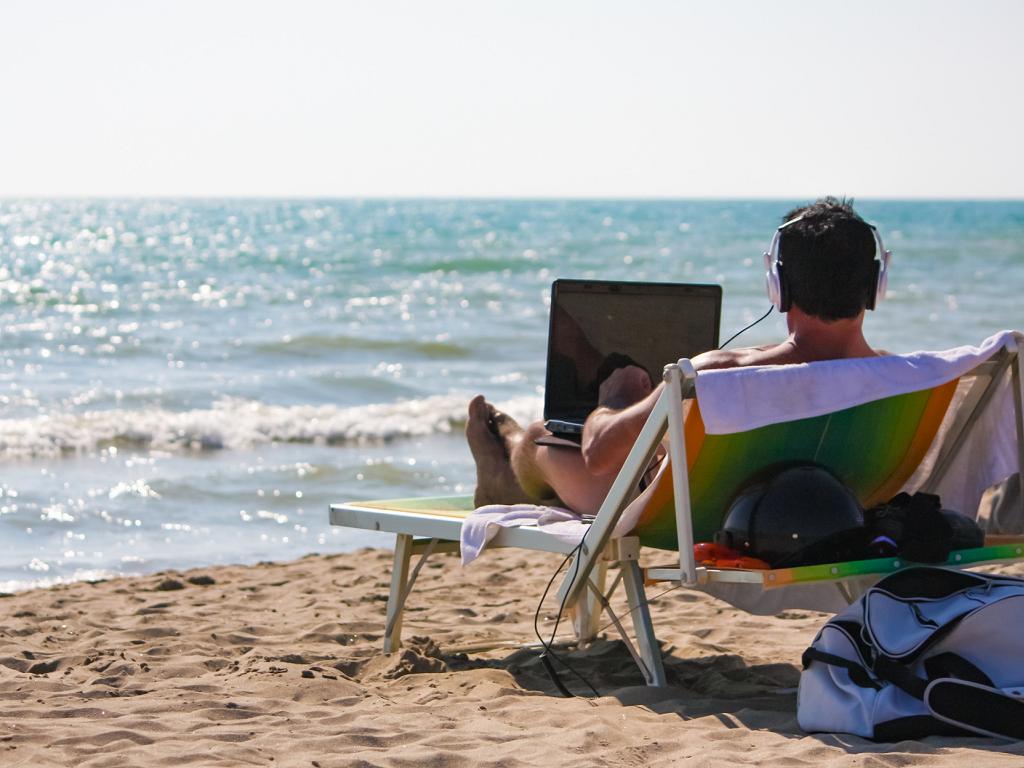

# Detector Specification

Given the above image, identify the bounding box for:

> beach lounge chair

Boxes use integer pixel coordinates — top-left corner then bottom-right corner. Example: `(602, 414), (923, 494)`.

(330, 332), (1024, 686)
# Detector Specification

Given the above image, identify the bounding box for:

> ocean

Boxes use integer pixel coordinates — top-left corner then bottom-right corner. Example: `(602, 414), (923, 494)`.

(0, 198), (1021, 591)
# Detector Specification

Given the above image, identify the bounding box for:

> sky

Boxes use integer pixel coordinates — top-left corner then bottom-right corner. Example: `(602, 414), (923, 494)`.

(2, 0), (1022, 198)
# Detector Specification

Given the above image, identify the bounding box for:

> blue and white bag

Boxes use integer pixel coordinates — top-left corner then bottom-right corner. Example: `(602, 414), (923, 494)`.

(798, 567), (1024, 740)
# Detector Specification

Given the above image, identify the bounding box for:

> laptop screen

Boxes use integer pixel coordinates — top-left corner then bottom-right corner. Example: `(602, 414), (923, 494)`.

(544, 280), (722, 423)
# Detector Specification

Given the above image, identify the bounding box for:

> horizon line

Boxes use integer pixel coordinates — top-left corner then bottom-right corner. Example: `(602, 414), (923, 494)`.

(2, 194), (1022, 203)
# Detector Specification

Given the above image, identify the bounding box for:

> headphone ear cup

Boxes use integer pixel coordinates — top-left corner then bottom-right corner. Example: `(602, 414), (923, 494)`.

(865, 259), (881, 311)
(764, 251), (781, 310)
(875, 250), (890, 307)
(776, 261), (791, 313)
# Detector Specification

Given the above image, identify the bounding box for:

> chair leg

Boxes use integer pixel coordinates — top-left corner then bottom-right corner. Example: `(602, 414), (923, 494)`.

(621, 559), (667, 686)
(383, 533), (413, 653)
(835, 576), (874, 605)
(573, 560), (608, 644)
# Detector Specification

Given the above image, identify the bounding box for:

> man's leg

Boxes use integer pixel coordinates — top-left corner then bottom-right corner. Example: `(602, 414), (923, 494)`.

(511, 419), (617, 514)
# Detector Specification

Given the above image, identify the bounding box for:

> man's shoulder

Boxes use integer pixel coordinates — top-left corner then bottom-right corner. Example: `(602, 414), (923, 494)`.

(691, 346), (780, 371)
(692, 348), (794, 374)
(691, 343), (886, 372)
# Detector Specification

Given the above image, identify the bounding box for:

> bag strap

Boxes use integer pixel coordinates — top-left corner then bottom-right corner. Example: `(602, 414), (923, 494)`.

(872, 656), (929, 699)
(924, 652), (995, 688)
(926, 678), (1024, 740)
(873, 651), (997, 700)
(801, 648), (882, 690)
(804, 647), (994, 700)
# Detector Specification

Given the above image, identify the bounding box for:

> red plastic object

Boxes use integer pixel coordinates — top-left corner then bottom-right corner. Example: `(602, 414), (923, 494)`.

(693, 542), (771, 570)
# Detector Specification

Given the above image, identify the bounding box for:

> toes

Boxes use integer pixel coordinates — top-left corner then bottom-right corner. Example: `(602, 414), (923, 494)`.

(466, 396), (491, 439)
(484, 403), (504, 433)
(485, 403), (523, 441)
(468, 394), (487, 418)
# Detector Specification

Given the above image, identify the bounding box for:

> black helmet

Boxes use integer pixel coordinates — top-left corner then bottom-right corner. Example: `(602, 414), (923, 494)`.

(714, 463), (866, 568)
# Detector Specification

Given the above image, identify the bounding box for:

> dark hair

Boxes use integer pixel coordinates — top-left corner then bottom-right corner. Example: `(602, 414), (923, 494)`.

(778, 197), (878, 321)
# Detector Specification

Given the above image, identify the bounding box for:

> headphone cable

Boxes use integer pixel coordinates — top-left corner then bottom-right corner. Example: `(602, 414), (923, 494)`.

(718, 305), (773, 350)
(532, 540), (600, 698)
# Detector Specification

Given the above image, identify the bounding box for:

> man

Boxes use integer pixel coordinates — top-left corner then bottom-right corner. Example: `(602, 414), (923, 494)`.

(466, 197), (886, 514)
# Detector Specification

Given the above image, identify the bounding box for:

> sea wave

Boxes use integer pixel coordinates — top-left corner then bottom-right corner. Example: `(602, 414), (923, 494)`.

(252, 334), (473, 358)
(0, 394), (543, 460)
(0, 568), (129, 595)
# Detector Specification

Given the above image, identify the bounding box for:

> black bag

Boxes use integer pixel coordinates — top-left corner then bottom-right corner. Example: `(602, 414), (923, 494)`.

(865, 492), (984, 562)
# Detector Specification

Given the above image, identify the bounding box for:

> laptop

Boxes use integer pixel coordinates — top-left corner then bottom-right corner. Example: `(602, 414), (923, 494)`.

(542, 279), (722, 443)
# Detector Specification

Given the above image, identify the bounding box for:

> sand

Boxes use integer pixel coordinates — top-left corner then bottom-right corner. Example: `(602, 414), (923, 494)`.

(2, 548), (1023, 768)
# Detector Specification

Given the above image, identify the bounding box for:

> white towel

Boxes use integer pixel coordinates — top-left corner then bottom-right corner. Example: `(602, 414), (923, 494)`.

(459, 504), (587, 566)
(694, 330), (1019, 434)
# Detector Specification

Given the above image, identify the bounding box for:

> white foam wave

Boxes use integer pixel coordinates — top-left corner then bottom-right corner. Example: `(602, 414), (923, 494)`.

(0, 394), (543, 460)
(0, 568), (129, 594)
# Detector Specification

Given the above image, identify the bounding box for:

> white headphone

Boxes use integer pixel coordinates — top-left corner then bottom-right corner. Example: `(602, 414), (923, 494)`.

(763, 215), (891, 313)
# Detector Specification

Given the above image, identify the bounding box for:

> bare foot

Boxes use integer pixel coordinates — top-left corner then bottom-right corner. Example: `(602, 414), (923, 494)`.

(465, 395), (533, 507)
